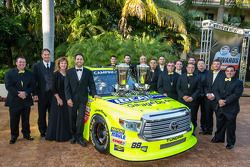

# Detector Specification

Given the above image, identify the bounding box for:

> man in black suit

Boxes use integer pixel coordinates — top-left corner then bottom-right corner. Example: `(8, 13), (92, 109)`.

(204, 59), (225, 135)
(177, 63), (200, 132)
(211, 66), (243, 149)
(158, 62), (180, 100)
(175, 60), (185, 75)
(124, 54), (136, 78)
(156, 56), (166, 73)
(65, 53), (98, 147)
(107, 55), (117, 68)
(146, 58), (159, 91)
(196, 59), (208, 133)
(32, 48), (55, 137)
(5, 56), (34, 144)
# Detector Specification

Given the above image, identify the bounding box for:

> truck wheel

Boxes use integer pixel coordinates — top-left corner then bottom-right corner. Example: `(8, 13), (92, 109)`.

(90, 115), (109, 153)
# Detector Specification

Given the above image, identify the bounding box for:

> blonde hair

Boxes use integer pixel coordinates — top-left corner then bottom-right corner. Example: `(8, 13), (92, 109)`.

(54, 57), (68, 72)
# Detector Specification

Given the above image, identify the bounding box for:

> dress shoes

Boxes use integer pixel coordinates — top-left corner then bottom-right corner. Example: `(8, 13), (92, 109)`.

(70, 137), (76, 144)
(226, 144), (234, 149)
(77, 139), (87, 147)
(24, 135), (34, 141)
(211, 137), (224, 143)
(40, 133), (46, 138)
(9, 138), (17, 144)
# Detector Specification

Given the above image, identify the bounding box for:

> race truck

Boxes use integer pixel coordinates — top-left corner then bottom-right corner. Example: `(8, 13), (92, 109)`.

(83, 65), (197, 161)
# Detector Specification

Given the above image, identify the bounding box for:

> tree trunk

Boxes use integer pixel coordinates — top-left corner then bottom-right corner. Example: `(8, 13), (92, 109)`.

(5, 0), (12, 9)
(42, 0), (55, 62)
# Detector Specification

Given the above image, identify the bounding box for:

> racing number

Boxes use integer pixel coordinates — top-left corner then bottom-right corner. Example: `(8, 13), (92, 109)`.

(131, 142), (142, 148)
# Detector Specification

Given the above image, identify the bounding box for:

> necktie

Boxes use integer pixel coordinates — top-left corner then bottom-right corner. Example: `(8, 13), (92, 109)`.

(225, 78), (231, 81)
(168, 72), (174, 75)
(187, 73), (193, 77)
(213, 71), (218, 74)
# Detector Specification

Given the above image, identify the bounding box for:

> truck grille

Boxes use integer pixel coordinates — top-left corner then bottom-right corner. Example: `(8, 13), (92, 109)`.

(140, 108), (192, 141)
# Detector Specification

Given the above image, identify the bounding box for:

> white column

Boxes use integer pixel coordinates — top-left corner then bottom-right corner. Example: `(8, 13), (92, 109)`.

(42, 0), (54, 62)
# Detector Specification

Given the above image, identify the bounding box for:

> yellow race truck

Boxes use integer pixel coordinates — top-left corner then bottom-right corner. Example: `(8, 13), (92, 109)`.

(83, 67), (197, 161)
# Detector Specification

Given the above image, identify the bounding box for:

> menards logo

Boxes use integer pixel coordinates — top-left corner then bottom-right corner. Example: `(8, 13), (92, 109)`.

(108, 94), (165, 104)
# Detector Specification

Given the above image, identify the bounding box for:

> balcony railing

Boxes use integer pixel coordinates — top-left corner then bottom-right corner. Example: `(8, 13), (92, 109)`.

(169, 0), (250, 8)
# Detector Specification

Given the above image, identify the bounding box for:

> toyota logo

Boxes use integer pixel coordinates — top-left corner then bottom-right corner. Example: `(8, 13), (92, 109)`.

(169, 121), (178, 131)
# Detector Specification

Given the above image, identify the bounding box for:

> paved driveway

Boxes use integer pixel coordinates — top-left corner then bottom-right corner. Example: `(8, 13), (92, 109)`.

(0, 98), (250, 167)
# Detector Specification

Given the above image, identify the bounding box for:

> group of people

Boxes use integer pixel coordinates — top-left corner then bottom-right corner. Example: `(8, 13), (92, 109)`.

(4, 49), (244, 150)
(107, 54), (244, 149)
(5, 49), (98, 147)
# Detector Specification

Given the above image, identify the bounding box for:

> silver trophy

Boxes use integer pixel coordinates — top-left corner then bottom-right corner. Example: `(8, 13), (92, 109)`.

(113, 63), (130, 95)
(134, 64), (150, 92)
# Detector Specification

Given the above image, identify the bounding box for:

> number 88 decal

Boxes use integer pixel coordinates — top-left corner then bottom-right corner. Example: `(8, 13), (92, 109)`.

(131, 142), (142, 148)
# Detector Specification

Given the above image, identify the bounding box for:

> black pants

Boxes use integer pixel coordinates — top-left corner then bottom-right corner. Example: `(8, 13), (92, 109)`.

(9, 106), (31, 139)
(205, 99), (217, 133)
(69, 103), (86, 140)
(38, 91), (52, 135)
(184, 102), (198, 130)
(196, 96), (206, 131)
(214, 109), (237, 145)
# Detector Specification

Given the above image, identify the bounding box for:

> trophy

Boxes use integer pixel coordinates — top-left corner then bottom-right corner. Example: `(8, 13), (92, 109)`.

(134, 64), (150, 93)
(113, 63), (130, 96)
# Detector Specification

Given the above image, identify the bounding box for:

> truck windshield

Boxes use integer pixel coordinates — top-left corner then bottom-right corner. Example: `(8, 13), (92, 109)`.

(93, 70), (135, 96)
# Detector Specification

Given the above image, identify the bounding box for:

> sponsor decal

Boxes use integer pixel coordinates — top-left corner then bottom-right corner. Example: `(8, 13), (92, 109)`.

(84, 107), (91, 123)
(114, 144), (124, 152)
(166, 135), (183, 143)
(108, 94), (165, 104)
(111, 127), (126, 140)
(112, 138), (126, 146)
(93, 70), (117, 75)
(125, 99), (172, 108)
(141, 146), (148, 152)
(131, 142), (148, 152)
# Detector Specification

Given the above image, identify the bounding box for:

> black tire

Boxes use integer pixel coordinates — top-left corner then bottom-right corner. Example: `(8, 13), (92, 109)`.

(90, 115), (110, 153)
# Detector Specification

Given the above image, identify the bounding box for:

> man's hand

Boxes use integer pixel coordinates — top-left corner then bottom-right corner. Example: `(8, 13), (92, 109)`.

(33, 95), (39, 101)
(207, 93), (215, 100)
(187, 97), (193, 102)
(183, 96), (189, 102)
(18, 91), (26, 99)
(218, 99), (226, 107)
(56, 97), (63, 106)
(67, 99), (73, 107)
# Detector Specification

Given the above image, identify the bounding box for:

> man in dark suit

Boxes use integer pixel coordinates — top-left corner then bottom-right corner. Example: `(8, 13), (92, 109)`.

(175, 60), (185, 75)
(32, 48), (55, 137)
(196, 59), (208, 133)
(211, 66), (243, 149)
(124, 54), (136, 78)
(156, 56), (166, 73)
(107, 55), (117, 68)
(158, 62), (180, 100)
(65, 53), (98, 147)
(146, 58), (159, 91)
(5, 56), (34, 144)
(177, 63), (200, 132)
(204, 59), (225, 135)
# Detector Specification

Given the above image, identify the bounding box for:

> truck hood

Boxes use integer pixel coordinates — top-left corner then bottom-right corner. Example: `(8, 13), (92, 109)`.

(101, 94), (187, 119)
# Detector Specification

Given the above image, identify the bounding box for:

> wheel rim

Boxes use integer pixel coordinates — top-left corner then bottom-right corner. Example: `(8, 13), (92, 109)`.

(95, 123), (108, 145)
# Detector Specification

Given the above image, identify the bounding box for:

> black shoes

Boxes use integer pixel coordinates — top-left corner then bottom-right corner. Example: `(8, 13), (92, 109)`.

(226, 144), (234, 149)
(211, 137), (224, 143)
(70, 137), (76, 144)
(9, 138), (17, 144)
(24, 135), (34, 141)
(40, 133), (46, 138)
(77, 139), (87, 147)
(201, 131), (212, 135)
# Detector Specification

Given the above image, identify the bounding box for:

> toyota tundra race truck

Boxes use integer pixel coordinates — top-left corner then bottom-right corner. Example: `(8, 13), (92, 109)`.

(83, 67), (197, 161)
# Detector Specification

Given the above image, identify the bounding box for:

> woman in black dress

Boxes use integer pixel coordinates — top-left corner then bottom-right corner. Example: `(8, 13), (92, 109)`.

(46, 57), (71, 141)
